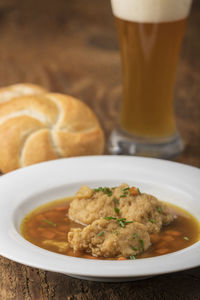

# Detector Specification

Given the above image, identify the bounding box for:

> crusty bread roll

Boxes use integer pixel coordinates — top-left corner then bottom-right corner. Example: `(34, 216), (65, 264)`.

(0, 83), (47, 103)
(0, 92), (104, 173)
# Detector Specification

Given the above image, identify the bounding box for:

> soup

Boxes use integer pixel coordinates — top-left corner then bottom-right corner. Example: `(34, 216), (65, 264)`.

(21, 185), (200, 260)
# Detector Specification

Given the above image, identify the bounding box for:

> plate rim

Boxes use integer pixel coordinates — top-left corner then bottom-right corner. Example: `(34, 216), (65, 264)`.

(0, 155), (199, 279)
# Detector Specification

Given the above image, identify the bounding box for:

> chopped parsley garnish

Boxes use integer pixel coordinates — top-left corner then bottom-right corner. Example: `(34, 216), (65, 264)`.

(140, 239), (145, 251)
(94, 187), (112, 196)
(120, 194), (126, 198)
(120, 187), (130, 197)
(94, 187), (103, 192)
(114, 197), (119, 205)
(132, 246), (138, 251)
(149, 218), (156, 223)
(129, 255), (136, 260)
(184, 236), (189, 241)
(104, 217), (133, 228)
(42, 219), (56, 227)
(158, 206), (162, 213)
(117, 218), (133, 228)
(133, 232), (138, 239)
(114, 207), (120, 214)
(104, 188), (112, 196)
(117, 217), (125, 222)
(118, 218), (126, 228)
(114, 230), (118, 236)
(104, 216), (117, 221)
(98, 231), (104, 237)
(121, 187), (130, 192)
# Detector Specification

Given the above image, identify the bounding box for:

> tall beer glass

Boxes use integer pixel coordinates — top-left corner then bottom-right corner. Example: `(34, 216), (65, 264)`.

(108, 0), (193, 158)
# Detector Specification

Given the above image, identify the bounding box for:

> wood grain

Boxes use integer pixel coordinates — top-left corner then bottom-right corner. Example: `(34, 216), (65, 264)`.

(0, 0), (199, 299)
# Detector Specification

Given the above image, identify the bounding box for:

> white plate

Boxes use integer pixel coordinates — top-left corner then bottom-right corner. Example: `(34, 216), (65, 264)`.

(0, 156), (200, 282)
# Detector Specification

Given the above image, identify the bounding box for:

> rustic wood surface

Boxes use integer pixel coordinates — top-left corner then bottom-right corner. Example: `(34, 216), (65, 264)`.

(0, 0), (199, 299)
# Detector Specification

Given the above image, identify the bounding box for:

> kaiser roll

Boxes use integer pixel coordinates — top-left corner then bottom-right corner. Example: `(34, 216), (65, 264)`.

(0, 92), (104, 173)
(0, 83), (47, 103)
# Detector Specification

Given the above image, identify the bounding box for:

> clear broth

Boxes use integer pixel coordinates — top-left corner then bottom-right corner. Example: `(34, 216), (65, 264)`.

(21, 197), (200, 260)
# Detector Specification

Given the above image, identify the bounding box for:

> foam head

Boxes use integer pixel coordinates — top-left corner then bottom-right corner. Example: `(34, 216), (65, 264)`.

(111, 0), (193, 23)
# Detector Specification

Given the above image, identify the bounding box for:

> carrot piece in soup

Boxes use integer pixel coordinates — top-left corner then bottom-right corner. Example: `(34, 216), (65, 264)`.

(55, 206), (68, 211)
(130, 187), (139, 196)
(163, 235), (175, 242)
(40, 231), (56, 239)
(35, 214), (45, 221)
(155, 248), (170, 255)
(165, 230), (182, 236)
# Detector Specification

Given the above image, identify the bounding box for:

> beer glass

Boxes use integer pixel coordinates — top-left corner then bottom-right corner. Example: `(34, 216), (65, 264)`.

(108, 0), (193, 158)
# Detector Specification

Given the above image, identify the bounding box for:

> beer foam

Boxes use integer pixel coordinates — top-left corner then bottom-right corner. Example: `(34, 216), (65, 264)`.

(111, 0), (193, 23)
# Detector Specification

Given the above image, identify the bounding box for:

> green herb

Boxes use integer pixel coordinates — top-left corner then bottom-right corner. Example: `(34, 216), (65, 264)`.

(94, 187), (112, 196)
(133, 232), (138, 239)
(120, 194), (126, 198)
(137, 188), (141, 195)
(103, 187), (112, 196)
(42, 219), (56, 227)
(121, 187), (131, 196)
(149, 218), (156, 223)
(140, 239), (145, 251)
(118, 219), (126, 228)
(104, 216), (133, 227)
(114, 207), (120, 214)
(114, 197), (119, 205)
(114, 230), (118, 236)
(117, 218), (133, 228)
(104, 216), (117, 221)
(158, 206), (162, 213)
(132, 246), (138, 251)
(121, 187), (130, 192)
(94, 187), (103, 192)
(184, 236), (189, 241)
(129, 255), (136, 260)
(98, 231), (104, 237)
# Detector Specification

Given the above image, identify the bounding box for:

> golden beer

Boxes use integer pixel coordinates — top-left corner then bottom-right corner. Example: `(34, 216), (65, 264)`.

(116, 18), (187, 138)
(109, 0), (193, 157)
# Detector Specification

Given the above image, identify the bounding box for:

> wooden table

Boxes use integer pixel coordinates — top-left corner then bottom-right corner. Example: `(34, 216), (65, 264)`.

(0, 0), (199, 299)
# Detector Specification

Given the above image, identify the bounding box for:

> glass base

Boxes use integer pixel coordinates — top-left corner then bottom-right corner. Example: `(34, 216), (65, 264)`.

(108, 129), (184, 159)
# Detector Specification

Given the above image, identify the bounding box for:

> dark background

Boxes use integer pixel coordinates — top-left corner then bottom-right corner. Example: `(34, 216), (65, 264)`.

(0, 0), (199, 167)
(0, 0), (200, 166)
